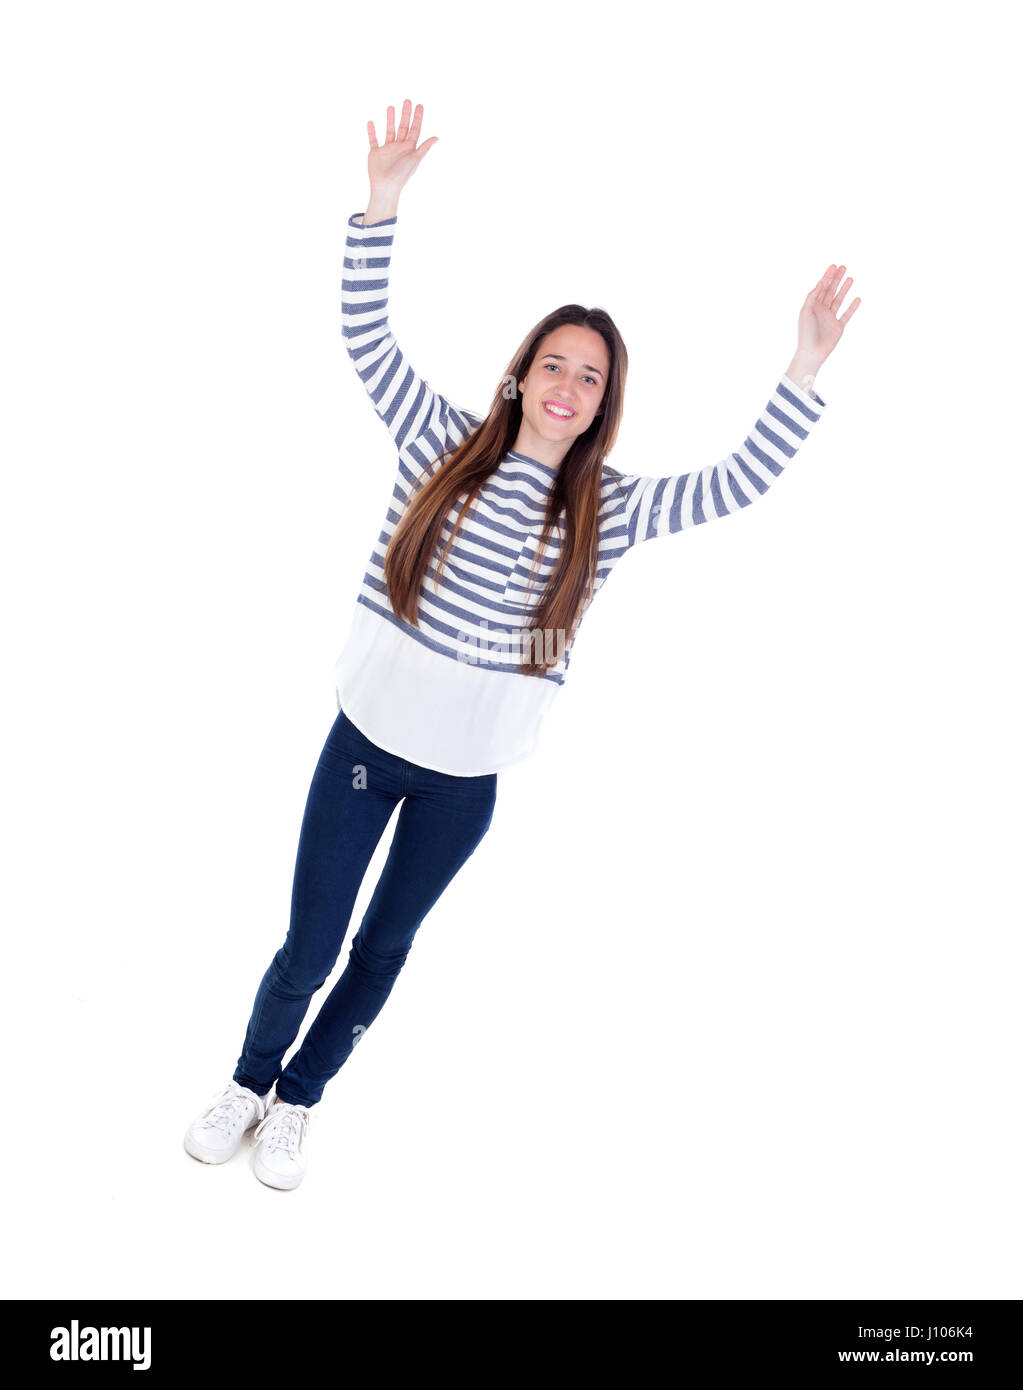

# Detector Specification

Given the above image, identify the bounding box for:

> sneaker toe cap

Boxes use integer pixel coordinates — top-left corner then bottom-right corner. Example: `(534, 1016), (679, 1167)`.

(184, 1124), (241, 1163)
(252, 1148), (306, 1189)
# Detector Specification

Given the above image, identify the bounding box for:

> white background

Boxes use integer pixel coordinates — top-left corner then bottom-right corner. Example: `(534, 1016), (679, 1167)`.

(2, 0), (1020, 1300)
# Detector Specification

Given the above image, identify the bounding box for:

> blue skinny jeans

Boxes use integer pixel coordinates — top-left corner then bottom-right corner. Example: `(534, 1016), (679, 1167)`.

(233, 707), (498, 1108)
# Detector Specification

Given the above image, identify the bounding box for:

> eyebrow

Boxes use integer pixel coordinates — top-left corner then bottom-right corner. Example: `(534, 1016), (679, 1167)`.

(540, 353), (604, 380)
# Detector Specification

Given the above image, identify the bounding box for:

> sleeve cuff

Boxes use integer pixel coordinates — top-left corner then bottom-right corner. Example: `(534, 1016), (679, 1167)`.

(348, 211), (398, 230)
(781, 372), (826, 411)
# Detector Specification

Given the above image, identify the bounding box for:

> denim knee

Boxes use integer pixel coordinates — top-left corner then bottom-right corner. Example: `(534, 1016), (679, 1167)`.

(345, 928), (414, 994)
(269, 944), (338, 999)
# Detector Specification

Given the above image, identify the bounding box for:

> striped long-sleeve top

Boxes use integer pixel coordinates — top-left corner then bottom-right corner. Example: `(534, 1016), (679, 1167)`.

(331, 210), (828, 776)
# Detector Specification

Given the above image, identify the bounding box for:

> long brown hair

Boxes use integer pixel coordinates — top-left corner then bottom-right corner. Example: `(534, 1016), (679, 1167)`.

(384, 305), (629, 675)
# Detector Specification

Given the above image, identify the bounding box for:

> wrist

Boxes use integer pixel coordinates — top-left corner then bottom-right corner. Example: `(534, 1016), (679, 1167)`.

(363, 187), (400, 225)
(785, 352), (821, 396)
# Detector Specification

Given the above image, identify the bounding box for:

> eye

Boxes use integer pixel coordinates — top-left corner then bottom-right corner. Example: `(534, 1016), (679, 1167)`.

(544, 363), (599, 386)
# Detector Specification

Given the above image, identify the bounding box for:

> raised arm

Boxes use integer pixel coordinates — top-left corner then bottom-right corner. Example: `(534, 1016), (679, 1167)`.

(610, 262), (860, 547)
(342, 101), (479, 460)
(613, 374), (827, 547)
(342, 211), (479, 457)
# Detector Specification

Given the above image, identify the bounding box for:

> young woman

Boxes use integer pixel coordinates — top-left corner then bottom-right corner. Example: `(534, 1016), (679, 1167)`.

(184, 99), (860, 1190)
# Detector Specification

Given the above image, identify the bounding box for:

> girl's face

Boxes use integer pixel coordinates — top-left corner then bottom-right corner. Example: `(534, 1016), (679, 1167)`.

(515, 325), (609, 462)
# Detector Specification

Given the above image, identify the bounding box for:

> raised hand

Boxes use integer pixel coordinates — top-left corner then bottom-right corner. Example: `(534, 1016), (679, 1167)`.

(367, 99), (439, 198)
(796, 264), (862, 368)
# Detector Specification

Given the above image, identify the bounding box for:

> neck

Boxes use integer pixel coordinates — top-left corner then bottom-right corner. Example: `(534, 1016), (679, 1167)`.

(509, 424), (573, 470)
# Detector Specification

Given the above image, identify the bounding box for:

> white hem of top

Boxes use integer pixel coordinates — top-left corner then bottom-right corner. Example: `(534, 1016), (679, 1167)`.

(331, 603), (558, 777)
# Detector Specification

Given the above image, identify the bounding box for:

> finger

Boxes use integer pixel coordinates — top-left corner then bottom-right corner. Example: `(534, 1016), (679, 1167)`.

(831, 275), (853, 313)
(815, 265), (836, 303)
(413, 135), (439, 163)
(838, 296), (862, 325)
(367, 119), (378, 149)
(824, 265), (846, 309)
(397, 97), (412, 141)
(409, 102), (424, 144)
(806, 272), (825, 301)
(385, 104), (395, 142)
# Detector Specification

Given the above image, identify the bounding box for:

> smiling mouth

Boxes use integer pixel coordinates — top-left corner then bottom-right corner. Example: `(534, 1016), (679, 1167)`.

(542, 401), (576, 419)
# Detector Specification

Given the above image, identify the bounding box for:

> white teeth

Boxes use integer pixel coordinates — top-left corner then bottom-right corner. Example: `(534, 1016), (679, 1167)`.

(544, 403), (573, 417)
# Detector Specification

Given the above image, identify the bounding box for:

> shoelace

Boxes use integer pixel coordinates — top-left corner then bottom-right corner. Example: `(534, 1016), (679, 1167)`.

(253, 1103), (310, 1156)
(199, 1083), (260, 1135)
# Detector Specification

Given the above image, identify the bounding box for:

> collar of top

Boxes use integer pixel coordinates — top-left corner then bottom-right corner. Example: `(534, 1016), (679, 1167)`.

(504, 448), (559, 487)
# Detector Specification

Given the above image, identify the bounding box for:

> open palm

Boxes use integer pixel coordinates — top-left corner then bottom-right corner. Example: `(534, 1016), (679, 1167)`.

(798, 264), (861, 364)
(367, 99), (438, 194)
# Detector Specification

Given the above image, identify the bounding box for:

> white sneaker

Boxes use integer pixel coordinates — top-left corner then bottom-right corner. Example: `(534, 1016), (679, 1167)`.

(184, 1080), (273, 1165)
(251, 1100), (312, 1190)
